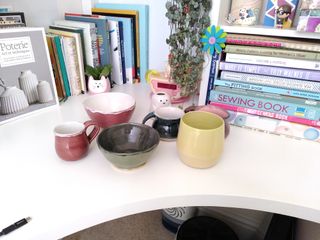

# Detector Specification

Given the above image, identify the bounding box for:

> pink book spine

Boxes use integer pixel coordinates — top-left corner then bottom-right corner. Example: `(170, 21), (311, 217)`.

(226, 38), (282, 48)
(210, 102), (320, 127)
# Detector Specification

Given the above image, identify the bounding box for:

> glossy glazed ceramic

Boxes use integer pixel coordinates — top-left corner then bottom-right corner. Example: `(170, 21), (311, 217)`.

(83, 92), (135, 128)
(142, 106), (185, 141)
(54, 121), (100, 161)
(177, 111), (225, 169)
(97, 123), (160, 169)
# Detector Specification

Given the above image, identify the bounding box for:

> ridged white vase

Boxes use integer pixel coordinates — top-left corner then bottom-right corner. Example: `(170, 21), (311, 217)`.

(37, 81), (53, 103)
(18, 70), (39, 104)
(0, 87), (29, 115)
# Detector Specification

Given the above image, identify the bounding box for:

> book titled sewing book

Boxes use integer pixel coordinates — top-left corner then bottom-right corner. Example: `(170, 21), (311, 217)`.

(219, 62), (320, 81)
(225, 53), (320, 71)
(64, 13), (111, 66)
(220, 71), (320, 92)
(210, 86), (320, 122)
(94, 3), (149, 83)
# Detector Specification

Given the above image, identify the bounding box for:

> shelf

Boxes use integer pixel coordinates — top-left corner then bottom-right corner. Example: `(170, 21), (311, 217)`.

(221, 25), (320, 40)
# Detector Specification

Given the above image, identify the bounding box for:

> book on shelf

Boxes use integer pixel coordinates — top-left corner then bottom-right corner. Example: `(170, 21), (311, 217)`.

(118, 20), (127, 84)
(46, 35), (64, 99)
(94, 3), (149, 83)
(64, 13), (111, 66)
(214, 79), (320, 101)
(220, 71), (320, 93)
(297, 9), (320, 32)
(108, 20), (124, 85)
(219, 62), (320, 81)
(226, 33), (320, 52)
(210, 86), (320, 122)
(224, 45), (320, 61)
(54, 20), (100, 67)
(0, 12), (26, 28)
(225, 53), (320, 71)
(47, 28), (86, 94)
(224, 111), (320, 143)
(92, 7), (140, 83)
(263, 0), (299, 29)
(211, 101), (320, 127)
(98, 15), (135, 84)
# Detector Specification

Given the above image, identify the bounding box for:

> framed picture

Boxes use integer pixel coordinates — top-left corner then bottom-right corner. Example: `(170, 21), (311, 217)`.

(0, 27), (59, 125)
(0, 12), (26, 28)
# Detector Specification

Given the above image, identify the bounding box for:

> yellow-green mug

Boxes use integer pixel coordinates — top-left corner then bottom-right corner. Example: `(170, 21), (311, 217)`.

(176, 111), (225, 168)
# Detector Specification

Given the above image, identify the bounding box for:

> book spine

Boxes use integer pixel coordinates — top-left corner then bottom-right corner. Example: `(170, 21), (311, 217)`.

(220, 71), (320, 93)
(210, 87), (320, 121)
(214, 79), (320, 101)
(90, 26), (100, 67)
(211, 101), (320, 127)
(54, 36), (71, 97)
(219, 62), (320, 82)
(205, 52), (220, 104)
(225, 45), (320, 61)
(118, 21), (127, 84)
(226, 37), (282, 48)
(225, 53), (320, 71)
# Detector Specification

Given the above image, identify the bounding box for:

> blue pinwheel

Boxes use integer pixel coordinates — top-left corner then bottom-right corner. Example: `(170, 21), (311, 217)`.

(201, 25), (227, 55)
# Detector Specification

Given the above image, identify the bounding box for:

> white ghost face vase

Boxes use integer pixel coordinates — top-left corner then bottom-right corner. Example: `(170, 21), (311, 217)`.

(88, 76), (111, 94)
(151, 92), (171, 110)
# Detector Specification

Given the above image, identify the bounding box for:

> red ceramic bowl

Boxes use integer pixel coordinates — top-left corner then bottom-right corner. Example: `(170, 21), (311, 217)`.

(83, 92), (136, 128)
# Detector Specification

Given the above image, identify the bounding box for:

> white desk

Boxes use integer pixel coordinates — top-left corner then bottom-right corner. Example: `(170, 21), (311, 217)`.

(0, 84), (319, 240)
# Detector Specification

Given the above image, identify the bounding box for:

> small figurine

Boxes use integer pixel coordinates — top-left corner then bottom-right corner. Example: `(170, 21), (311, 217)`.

(151, 92), (171, 110)
(275, 5), (292, 29)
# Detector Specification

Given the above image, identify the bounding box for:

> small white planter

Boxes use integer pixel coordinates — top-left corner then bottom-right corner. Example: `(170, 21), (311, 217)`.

(18, 70), (39, 104)
(88, 76), (111, 94)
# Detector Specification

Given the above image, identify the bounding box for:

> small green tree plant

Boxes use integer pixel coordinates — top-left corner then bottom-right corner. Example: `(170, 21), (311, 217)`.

(84, 64), (112, 80)
(166, 0), (211, 96)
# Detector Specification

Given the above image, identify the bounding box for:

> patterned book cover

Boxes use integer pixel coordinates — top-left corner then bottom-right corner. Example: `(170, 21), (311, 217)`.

(219, 62), (320, 81)
(226, 111), (320, 142)
(263, 0), (299, 28)
(220, 71), (320, 92)
(228, 0), (263, 25)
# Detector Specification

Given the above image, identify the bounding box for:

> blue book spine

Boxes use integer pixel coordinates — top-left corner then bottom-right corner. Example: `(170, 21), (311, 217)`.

(214, 79), (320, 101)
(118, 21), (127, 84)
(210, 86), (320, 121)
(205, 52), (219, 104)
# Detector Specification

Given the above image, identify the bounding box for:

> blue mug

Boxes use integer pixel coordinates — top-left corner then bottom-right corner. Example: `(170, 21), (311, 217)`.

(142, 106), (185, 141)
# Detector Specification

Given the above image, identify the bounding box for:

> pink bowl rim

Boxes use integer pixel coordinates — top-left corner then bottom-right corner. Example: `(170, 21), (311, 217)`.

(83, 92), (136, 114)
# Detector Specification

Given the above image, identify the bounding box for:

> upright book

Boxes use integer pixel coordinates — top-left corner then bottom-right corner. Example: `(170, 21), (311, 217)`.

(94, 3), (149, 83)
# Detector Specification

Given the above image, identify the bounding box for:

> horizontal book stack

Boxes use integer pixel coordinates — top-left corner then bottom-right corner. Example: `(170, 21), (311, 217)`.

(208, 33), (320, 142)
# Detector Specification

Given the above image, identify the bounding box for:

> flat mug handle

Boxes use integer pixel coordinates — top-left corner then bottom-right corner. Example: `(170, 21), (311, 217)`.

(84, 120), (100, 143)
(142, 112), (156, 124)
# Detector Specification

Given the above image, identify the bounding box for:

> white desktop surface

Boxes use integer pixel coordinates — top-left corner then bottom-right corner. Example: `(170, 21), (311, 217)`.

(0, 84), (319, 240)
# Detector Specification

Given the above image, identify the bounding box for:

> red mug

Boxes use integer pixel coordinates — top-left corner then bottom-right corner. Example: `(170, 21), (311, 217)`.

(54, 121), (100, 161)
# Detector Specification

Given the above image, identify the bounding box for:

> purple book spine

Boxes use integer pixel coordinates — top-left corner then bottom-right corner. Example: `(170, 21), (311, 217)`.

(219, 62), (320, 82)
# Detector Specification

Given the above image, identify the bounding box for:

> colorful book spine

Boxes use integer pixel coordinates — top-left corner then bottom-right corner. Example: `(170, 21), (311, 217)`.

(225, 53), (320, 71)
(214, 79), (320, 101)
(118, 21), (127, 84)
(263, 0), (299, 28)
(225, 111), (320, 142)
(205, 52), (220, 104)
(219, 62), (320, 82)
(220, 71), (320, 93)
(224, 45), (320, 61)
(226, 34), (320, 52)
(211, 101), (320, 127)
(53, 36), (71, 97)
(210, 86), (320, 121)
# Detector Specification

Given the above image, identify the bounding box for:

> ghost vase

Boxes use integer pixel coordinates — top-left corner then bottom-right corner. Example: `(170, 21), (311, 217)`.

(88, 76), (111, 94)
(18, 70), (39, 104)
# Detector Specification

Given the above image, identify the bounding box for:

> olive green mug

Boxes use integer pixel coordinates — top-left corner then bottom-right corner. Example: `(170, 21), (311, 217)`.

(176, 111), (225, 169)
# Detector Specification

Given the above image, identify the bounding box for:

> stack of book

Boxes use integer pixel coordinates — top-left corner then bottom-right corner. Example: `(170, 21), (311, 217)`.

(45, 3), (149, 100)
(208, 33), (320, 142)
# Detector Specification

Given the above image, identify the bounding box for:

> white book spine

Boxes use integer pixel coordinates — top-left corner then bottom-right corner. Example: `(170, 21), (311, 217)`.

(220, 71), (320, 93)
(225, 53), (320, 71)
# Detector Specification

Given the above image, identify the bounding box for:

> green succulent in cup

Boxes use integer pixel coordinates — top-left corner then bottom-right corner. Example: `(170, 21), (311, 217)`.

(84, 64), (112, 80)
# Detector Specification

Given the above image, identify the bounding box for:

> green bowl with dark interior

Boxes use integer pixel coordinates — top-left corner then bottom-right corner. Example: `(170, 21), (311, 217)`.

(97, 123), (160, 169)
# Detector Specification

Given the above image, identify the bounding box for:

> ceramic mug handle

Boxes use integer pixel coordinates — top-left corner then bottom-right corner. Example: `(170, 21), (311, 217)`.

(84, 120), (100, 143)
(142, 112), (156, 124)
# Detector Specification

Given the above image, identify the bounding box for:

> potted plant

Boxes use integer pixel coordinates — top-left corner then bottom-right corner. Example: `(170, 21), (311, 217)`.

(165, 0), (211, 97)
(85, 64), (112, 94)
